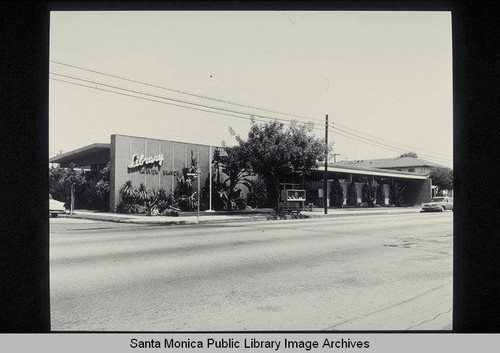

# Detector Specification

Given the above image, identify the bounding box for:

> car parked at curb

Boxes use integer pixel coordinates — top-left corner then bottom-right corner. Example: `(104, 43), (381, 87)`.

(421, 197), (453, 212)
(50, 194), (66, 217)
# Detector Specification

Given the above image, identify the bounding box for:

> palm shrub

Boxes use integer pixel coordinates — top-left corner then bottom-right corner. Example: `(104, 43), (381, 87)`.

(116, 180), (138, 214)
(119, 180), (136, 202)
(116, 200), (139, 214)
(147, 188), (175, 215)
(346, 180), (358, 207)
(174, 168), (197, 211)
(376, 183), (386, 206)
(136, 183), (150, 205)
(330, 178), (344, 208)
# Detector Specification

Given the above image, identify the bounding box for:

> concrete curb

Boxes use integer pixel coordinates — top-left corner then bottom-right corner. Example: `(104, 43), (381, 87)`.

(63, 208), (422, 225)
(303, 209), (421, 219)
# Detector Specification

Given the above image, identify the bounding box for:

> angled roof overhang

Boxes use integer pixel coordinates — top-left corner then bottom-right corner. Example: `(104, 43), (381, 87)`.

(334, 157), (443, 169)
(49, 143), (110, 168)
(312, 164), (428, 180)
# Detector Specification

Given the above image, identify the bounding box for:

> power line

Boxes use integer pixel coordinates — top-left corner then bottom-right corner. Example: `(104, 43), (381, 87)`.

(50, 75), (451, 163)
(329, 129), (451, 164)
(50, 70), (451, 164)
(50, 76), (257, 122)
(50, 60), (316, 122)
(331, 125), (452, 162)
(50, 71), (334, 140)
(50, 71), (316, 127)
(51, 60), (452, 160)
(334, 122), (453, 158)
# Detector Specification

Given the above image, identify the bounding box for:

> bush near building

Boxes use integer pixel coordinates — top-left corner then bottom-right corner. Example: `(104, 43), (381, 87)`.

(376, 183), (386, 206)
(49, 162), (110, 210)
(389, 180), (407, 206)
(361, 180), (376, 207)
(330, 178), (344, 208)
(346, 181), (358, 207)
(116, 181), (179, 216)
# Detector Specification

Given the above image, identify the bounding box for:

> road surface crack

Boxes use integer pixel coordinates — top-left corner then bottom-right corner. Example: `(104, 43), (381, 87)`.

(405, 307), (453, 330)
(322, 280), (452, 330)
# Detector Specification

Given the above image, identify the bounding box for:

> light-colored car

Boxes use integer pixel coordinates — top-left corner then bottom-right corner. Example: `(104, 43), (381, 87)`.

(50, 194), (66, 217)
(421, 197), (453, 212)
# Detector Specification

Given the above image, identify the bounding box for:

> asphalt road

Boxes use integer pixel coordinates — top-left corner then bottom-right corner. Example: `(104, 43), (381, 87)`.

(50, 212), (453, 331)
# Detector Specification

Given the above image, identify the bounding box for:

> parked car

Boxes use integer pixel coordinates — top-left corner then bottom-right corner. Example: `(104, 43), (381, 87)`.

(421, 197), (453, 212)
(50, 194), (66, 217)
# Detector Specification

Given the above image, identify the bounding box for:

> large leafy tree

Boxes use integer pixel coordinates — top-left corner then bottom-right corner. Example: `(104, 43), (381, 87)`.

(49, 163), (85, 207)
(231, 120), (326, 207)
(429, 166), (453, 191)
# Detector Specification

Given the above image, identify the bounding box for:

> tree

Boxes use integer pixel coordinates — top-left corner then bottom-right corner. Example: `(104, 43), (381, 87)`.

(49, 163), (85, 209)
(81, 164), (110, 210)
(212, 145), (254, 210)
(429, 167), (453, 191)
(247, 174), (268, 209)
(346, 181), (358, 207)
(361, 179), (376, 207)
(376, 183), (386, 206)
(389, 180), (407, 206)
(49, 164), (69, 202)
(231, 120), (326, 208)
(399, 152), (418, 158)
(330, 178), (344, 208)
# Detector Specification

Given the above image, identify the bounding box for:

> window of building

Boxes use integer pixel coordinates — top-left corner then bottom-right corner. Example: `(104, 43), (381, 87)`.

(408, 168), (415, 172)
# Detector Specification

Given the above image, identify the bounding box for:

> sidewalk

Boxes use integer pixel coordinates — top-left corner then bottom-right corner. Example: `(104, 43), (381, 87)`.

(63, 206), (422, 225)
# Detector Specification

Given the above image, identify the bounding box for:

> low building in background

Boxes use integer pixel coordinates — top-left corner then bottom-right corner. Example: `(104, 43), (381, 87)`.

(333, 156), (443, 174)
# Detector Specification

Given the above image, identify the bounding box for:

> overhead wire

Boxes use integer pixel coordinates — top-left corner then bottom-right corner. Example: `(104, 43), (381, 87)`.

(50, 61), (453, 157)
(334, 122), (453, 158)
(331, 125), (452, 163)
(50, 73), (451, 164)
(50, 65), (452, 164)
(50, 60), (317, 122)
(49, 71), (315, 126)
(50, 76), (259, 122)
(50, 60), (452, 160)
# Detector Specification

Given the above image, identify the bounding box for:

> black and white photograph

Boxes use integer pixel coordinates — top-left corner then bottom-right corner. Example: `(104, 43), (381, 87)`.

(46, 10), (455, 332)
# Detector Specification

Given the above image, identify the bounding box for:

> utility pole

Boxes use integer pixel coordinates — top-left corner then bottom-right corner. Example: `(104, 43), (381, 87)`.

(323, 114), (328, 215)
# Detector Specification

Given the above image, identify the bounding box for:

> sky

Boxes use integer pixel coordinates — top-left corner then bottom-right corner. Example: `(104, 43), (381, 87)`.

(49, 11), (453, 167)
